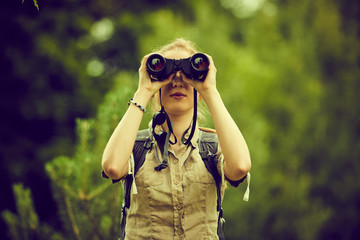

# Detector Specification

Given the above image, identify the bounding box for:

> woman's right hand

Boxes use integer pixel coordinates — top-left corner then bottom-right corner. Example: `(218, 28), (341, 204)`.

(136, 53), (172, 103)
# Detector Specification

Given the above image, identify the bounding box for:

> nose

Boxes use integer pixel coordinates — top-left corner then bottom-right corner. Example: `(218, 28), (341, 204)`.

(171, 71), (183, 88)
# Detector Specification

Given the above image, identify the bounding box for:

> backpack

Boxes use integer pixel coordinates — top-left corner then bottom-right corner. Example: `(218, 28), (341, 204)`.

(117, 128), (245, 240)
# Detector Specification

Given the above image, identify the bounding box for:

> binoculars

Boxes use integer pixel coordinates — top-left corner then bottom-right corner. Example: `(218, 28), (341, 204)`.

(146, 53), (209, 81)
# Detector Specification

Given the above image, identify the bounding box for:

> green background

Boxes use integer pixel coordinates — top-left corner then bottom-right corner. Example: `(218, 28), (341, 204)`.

(1, 0), (359, 239)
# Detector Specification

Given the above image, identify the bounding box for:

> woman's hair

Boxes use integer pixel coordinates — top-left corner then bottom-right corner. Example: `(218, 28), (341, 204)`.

(149, 38), (208, 125)
(156, 38), (198, 55)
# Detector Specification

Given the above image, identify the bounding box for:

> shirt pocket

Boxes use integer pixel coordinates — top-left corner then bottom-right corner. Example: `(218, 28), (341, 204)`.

(185, 159), (215, 184)
(135, 153), (165, 187)
(136, 168), (164, 187)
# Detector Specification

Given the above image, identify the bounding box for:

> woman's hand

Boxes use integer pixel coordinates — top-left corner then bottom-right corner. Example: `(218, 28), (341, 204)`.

(136, 53), (172, 103)
(181, 54), (218, 101)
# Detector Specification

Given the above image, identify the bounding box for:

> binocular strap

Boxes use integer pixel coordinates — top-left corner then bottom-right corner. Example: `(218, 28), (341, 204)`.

(181, 89), (197, 145)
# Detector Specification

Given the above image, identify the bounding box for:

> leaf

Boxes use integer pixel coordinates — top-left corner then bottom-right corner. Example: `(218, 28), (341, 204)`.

(33, 0), (39, 11)
(21, 0), (39, 11)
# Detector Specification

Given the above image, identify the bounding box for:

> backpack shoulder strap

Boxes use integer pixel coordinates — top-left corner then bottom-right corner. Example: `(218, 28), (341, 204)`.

(198, 129), (225, 240)
(123, 129), (153, 207)
(120, 129), (153, 240)
(132, 129), (153, 175)
(198, 130), (222, 211)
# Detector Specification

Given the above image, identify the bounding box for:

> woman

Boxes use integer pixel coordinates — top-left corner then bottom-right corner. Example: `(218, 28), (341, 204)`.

(102, 38), (251, 240)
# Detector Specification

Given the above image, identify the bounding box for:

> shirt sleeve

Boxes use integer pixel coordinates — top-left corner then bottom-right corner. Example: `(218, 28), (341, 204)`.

(216, 144), (251, 201)
(216, 144), (247, 188)
(101, 169), (123, 183)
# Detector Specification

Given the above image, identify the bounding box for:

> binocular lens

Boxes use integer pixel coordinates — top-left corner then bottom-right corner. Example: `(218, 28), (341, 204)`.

(191, 54), (209, 72)
(148, 55), (165, 72)
(193, 56), (207, 70)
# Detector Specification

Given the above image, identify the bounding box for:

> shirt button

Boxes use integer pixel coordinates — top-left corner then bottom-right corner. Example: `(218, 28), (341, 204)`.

(176, 204), (182, 210)
(173, 159), (179, 164)
(176, 229), (183, 235)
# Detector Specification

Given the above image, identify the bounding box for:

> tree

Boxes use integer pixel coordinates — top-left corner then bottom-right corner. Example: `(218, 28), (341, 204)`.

(2, 0), (360, 239)
(22, 0), (39, 11)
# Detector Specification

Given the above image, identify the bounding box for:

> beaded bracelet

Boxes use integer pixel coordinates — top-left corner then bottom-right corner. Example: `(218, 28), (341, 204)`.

(128, 98), (146, 113)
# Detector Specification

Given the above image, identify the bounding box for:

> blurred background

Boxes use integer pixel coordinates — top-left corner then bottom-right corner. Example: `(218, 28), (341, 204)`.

(1, 0), (359, 239)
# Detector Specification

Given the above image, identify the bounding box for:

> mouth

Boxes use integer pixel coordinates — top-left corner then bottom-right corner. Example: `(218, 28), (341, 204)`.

(170, 92), (186, 99)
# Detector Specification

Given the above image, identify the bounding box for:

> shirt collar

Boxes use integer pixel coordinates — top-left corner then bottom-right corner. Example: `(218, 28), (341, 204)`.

(148, 120), (199, 148)
(183, 124), (199, 148)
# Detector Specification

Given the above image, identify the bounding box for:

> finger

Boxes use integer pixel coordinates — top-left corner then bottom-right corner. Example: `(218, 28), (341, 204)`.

(139, 53), (152, 72)
(150, 73), (173, 92)
(180, 72), (200, 90)
(179, 72), (192, 84)
(161, 73), (175, 86)
(204, 54), (217, 72)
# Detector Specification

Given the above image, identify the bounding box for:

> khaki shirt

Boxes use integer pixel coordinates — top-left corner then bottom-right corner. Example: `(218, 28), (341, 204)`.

(124, 126), (227, 240)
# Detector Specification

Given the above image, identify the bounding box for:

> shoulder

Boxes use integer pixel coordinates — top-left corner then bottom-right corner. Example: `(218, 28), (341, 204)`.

(197, 127), (218, 157)
(133, 129), (153, 155)
(198, 127), (217, 144)
(136, 129), (152, 141)
(198, 127), (216, 134)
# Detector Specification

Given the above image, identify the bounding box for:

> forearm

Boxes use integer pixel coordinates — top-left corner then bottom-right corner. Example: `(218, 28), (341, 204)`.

(203, 89), (251, 180)
(101, 90), (151, 180)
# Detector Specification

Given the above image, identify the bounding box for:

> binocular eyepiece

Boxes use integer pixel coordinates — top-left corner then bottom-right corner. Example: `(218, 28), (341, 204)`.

(146, 53), (209, 81)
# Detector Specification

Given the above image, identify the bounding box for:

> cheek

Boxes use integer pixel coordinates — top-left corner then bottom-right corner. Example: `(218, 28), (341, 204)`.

(159, 87), (168, 103)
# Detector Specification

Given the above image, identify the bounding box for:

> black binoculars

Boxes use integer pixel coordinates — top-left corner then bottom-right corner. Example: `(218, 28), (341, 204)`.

(146, 53), (209, 81)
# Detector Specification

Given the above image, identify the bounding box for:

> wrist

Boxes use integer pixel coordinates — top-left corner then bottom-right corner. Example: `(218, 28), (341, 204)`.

(133, 89), (152, 107)
(128, 98), (146, 112)
(200, 88), (220, 103)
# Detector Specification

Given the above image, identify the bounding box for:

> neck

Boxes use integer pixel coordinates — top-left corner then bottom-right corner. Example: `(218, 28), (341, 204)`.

(162, 109), (194, 145)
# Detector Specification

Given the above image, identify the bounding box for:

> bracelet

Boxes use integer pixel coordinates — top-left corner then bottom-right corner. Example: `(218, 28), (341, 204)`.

(128, 99), (146, 113)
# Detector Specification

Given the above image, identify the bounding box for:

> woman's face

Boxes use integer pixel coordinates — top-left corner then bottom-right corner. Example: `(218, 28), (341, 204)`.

(158, 48), (195, 117)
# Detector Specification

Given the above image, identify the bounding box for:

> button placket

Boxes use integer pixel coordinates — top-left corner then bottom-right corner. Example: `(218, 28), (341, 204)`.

(170, 153), (184, 234)
(170, 145), (194, 237)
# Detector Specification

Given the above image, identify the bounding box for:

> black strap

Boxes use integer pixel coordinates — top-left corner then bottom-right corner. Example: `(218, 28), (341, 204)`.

(198, 131), (222, 211)
(154, 128), (171, 171)
(217, 208), (226, 240)
(119, 129), (153, 240)
(152, 104), (177, 171)
(198, 130), (226, 240)
(124, 129), (152, 208)
(182, 89), (197, 145)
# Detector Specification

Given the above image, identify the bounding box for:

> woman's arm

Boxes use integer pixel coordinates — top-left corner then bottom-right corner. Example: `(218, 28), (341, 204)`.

(203, 89), (251, 181)
(101, 90), (149, 180)
(101, 55), (171, 180)
(185, 55), (251, 181)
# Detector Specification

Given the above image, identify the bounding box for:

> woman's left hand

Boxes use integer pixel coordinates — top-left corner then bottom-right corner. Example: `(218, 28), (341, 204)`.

(182, 54), (217, 100)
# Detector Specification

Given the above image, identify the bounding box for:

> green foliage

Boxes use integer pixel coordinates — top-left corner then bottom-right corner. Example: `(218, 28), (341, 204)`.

(3, 184), (38, 240)
(2, 0), (360, 239)
(2, 84), (138, 239)
(22, 0), (39, 11)
(1, 184), (63, 240)
(36, 73), (140, 239)
(44, 118), (122, 240)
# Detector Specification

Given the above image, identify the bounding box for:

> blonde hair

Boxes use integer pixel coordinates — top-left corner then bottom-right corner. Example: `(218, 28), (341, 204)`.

(149, 38), (208, 125)
(156, 38), (198, 55)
